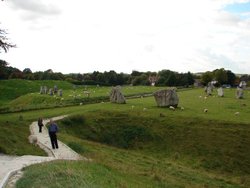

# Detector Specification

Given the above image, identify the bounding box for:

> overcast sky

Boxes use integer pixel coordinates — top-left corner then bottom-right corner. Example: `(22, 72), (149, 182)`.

(1, 0), (250, 74)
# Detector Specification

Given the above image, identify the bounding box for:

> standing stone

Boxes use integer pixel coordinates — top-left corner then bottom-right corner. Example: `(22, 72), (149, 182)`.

(40, 86), (44, 94)
(59, 89), (63, 97)
(239, 81), (247, 89)
(110, 86), (126, 104)
(54, 85), (58, 94)
(236, 87), (244, 99)
(206, 82), (213, 95)
(44, 86), (48, 94)
(49, 88), (53, 96)
(217, 87), (224, 97)
(153, 88), (179, 108)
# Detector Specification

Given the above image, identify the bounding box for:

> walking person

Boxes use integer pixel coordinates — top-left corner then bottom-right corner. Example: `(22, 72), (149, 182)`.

(38, 117), (44, 133)
(48, 119), (59, 149)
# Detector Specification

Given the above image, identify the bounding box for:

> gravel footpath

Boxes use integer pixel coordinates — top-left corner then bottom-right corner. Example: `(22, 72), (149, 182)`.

(0, 115), (83, 188)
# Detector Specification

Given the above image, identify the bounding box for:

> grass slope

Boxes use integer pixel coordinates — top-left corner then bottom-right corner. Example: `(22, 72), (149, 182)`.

(0, 88), (249, 187)
(0, 79), (73, 105)
(1, 84), (167, 113)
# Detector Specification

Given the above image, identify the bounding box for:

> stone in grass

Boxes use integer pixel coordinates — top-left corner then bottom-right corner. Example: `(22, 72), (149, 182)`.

(153, 88), (179, 108)
(110, 86), (126, 104)
(236, 87), (244, 99)
(217, 87), (224, 97)
(59, 89), (63, 97)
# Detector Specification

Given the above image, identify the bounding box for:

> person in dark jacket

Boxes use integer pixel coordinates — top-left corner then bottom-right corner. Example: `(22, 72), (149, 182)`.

(48, 119), (59, 149)
(38, 117), (44, 133)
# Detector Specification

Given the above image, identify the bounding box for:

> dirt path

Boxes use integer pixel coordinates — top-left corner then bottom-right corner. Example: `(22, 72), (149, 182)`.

(0, 115), (83, 188)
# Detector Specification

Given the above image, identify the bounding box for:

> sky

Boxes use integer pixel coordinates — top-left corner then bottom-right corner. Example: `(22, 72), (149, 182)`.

(0, 0), (250, 74)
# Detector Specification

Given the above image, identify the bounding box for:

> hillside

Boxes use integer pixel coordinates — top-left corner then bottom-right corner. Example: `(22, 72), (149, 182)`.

(0, 79), (73, 105)
(0, 80), (167, 113)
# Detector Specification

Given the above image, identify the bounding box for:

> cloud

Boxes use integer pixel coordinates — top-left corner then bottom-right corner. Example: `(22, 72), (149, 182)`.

(1, 0), (250, 74)
(9, 0), (61, 20)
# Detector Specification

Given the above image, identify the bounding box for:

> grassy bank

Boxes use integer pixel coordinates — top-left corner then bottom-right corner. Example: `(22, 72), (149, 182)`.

(0, 87), (249, 187)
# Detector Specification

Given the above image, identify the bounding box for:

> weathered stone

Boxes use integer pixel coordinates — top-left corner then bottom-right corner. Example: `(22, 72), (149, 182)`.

(54, 85), (58, 94)
(239, 81), (247, 89)
(44, 86), (48, 94)
(59, 89), (63, 97)
(153, 88), (179, 107)
(206, 82), (213, 95)
(40, 86), (44, 94)
(49, 88), (53, 96)
(110, 86), (126, 104)
(236, 87), (244, 99)
(217, 87), (224, 97)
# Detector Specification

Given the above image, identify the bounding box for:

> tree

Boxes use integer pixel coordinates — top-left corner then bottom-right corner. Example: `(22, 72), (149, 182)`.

(23, 68), (32, 74)
(226, 70), (236, 86)
(0, 28), (16, 53)
(201, 71), (213, 85)
(213, 68), (228, 85)
(0, 59), (8, 79)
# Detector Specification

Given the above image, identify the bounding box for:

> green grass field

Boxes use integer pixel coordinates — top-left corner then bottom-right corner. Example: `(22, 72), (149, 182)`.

(0, 83), (249, 187)
(0, 79), (168, 113)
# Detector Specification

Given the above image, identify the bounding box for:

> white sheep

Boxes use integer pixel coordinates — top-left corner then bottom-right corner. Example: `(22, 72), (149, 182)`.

(143, 107), (147, 111)
(234, 112), (240, 115)
(204, 108), (208, 113)
(169, 106), (175, 111)
(181, 107), (184, 110)
(131, 105), (135, 109)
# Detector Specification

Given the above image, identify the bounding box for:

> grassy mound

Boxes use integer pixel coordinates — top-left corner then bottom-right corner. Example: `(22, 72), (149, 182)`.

(0, 79), (73, 105)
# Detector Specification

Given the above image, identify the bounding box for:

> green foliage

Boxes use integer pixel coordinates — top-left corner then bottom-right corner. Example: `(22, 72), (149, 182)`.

(0, 28), (16, 53)
(156, 70), (194, 87)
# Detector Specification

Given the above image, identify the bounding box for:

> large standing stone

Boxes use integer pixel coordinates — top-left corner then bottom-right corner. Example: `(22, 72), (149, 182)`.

(236, 87), (244, 99)
(110, 86), (126, 104)
(239, 81), (247, 89)
(153, 88), (179, 107)
(206, 82), (213, 95)
(217, 87), (224, 97)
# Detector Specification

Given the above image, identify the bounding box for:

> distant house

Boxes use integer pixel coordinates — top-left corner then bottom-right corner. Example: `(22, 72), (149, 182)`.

(148, 75), (159, 86)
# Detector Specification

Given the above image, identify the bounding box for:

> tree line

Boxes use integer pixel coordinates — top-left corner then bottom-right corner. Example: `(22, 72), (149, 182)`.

(1, 59), (249, 87)
(0, 61), (194, 86)
(200, 68), (250, 87)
